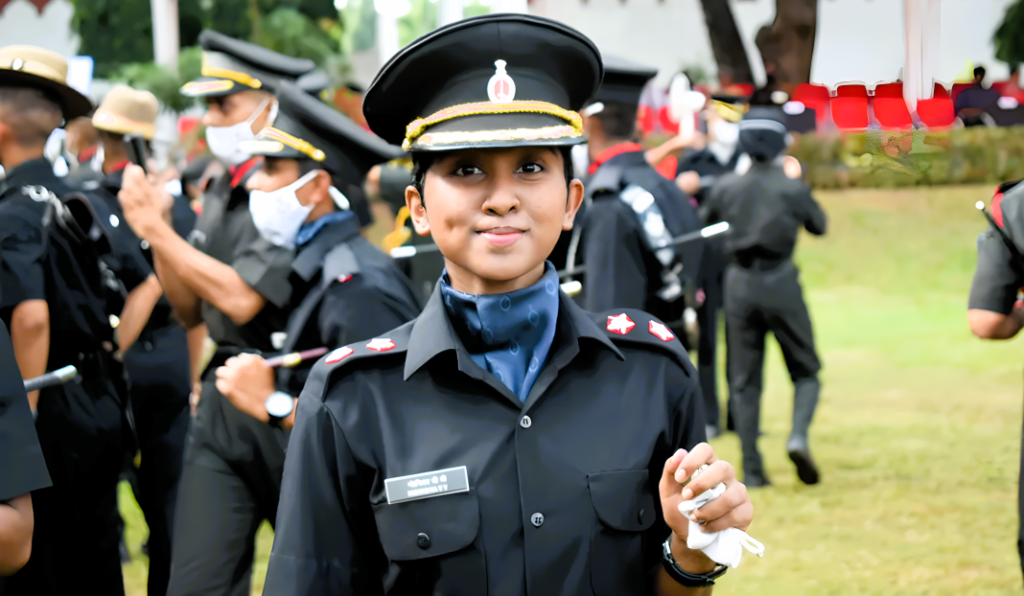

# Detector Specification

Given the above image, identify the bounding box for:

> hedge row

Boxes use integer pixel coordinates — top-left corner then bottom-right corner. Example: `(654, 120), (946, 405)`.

(788, 126), (1024, 189)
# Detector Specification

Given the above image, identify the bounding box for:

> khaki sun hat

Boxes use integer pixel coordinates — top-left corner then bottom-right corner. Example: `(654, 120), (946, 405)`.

(92, 85), (159, 140)
(0, 45), (93, 120)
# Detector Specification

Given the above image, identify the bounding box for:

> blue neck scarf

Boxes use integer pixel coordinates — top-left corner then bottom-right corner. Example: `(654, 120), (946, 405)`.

(440, 262), (561, 403)
(297, 210), (355, 248)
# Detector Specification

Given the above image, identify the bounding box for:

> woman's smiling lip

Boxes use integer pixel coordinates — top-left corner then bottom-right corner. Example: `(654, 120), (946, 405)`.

(477, 226), (525, 246)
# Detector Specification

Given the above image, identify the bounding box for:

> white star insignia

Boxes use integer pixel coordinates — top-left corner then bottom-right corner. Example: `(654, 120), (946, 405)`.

(325, 347), (354, 364)
(607, 313), (636, 335)
(649, 320), (675, 342)
(366, 338), (396, 352)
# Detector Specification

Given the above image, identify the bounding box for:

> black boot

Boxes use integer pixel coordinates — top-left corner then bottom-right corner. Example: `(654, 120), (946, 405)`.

(787, 377), (820, 485)
(733, 389), (770, 487)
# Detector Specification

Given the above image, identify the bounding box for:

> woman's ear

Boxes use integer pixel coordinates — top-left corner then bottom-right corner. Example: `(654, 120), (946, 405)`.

(406, 185), (431, 236)
(562, 179), (585, 231)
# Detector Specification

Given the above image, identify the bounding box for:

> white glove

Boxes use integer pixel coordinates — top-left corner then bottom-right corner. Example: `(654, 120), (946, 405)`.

(678, 465), (765, 568)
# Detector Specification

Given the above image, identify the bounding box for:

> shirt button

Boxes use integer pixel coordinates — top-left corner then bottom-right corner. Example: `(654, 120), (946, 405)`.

(416, 533), (431, 550)
(520, 415), (532, 429)
(531, 512), (544, 527)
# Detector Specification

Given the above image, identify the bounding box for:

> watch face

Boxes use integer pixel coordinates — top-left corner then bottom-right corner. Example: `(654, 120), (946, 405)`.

(265, 393), (293, 418)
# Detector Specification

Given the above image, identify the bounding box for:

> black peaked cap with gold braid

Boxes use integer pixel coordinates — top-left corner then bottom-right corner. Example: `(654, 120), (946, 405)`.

(240, 80), (404, 187)
(181, 30), (316, 98)
(363, 13), (602, 153)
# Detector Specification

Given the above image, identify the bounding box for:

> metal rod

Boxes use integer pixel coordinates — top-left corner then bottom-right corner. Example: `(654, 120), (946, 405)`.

(24, 365), (78, 393)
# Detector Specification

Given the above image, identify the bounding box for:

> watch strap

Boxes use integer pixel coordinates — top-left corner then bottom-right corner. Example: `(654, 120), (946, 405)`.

(661, 537), (728, 587)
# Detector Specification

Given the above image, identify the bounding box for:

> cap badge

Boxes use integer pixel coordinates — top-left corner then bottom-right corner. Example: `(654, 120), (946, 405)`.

(649, 320), (676, 342)
(10, 58), (24, 71)
(607, 313), (636, 335)
(487, 59), (516, 103)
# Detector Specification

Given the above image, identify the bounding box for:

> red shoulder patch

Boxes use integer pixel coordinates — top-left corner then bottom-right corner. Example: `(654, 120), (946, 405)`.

(993, 190), (1005, 228)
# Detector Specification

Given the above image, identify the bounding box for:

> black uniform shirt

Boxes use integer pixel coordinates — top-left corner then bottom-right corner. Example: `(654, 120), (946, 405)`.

(0, 318), (50, 501)
(188, 159), (294, 352)
(277, 212), (422, 394)
(676, 147), (739, 205)
(970, 182), (1024, 313)
(265, 285), (706, 596)
(0, 158), (64, 310)
(701, 161), (827, 262)
(582, 148), (702, 320)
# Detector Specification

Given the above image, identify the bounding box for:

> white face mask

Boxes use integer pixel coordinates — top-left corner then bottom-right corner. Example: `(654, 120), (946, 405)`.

(249, 169), (319, 249)
(708, 120), (740, 164)
(206, 96), (277, 166)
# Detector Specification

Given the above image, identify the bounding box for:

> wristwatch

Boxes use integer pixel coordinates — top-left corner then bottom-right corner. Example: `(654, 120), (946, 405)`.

(264, 391), (295, 429)
(661, 537), (728, 587)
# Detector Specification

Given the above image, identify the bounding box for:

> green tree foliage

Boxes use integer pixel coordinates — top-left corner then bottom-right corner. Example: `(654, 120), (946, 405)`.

(109, 46), (203, 113)
(995, 0), (1024, 67)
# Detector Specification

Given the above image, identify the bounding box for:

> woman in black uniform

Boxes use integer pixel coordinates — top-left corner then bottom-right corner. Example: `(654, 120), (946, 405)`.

(266, 14), (754, 596)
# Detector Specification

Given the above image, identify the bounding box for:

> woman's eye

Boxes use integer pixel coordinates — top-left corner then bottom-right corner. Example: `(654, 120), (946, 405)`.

(453, 165), (484, 176)
(518, 163), (545, 174)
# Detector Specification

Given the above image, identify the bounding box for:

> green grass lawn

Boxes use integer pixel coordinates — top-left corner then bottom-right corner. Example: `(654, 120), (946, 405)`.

(120, 184), (1024, 594)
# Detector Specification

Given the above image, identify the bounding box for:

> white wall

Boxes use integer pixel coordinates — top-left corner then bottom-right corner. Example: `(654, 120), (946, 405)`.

(0, 0), (78, 57)
(529, 0), (1019, 88)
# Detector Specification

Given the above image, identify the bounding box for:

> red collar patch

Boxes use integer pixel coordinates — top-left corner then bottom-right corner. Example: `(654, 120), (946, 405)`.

(325, 347), (354, 364)
(366, 338), (396, 352)
(589, 142), (643, 175)
(607, 313), (636, 335)
(649, 320), (676, 342)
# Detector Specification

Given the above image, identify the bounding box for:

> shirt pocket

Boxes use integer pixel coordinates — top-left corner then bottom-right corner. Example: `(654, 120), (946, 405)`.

(587, 469), (658, 596)
(374, 490), (487, 595)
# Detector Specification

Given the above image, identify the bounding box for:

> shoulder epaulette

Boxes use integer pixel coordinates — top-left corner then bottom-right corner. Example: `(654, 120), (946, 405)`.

(321, 243), (361, 289)
(594, 309), (695, 375)
(300, 320), (415, 402)
(993, 181), (1024, 231)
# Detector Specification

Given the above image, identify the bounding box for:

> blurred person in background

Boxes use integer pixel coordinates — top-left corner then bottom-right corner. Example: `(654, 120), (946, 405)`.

(700, 106), (825, 488)
(0, 44), (128, 596)
(89, 83), (196, 596)
(576, 54), (703, 349)
(967, 179), (1024, 579)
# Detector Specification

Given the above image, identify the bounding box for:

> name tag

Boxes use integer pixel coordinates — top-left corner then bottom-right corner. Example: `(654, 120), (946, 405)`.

(384, 466), (469, 504)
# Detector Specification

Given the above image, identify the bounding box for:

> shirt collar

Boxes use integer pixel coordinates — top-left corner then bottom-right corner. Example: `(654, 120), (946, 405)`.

(403, 269), (623, 381)
(588, 142), (643, 175)
(297, 210), (354, 248)
(291, 211), (362, 282)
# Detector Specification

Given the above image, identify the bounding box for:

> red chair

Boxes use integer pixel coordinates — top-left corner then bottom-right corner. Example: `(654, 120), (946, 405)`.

(830, 84), (869, 130)
(992, 81), (1010, 95)
(872, 82), (912, 130)
(792, 83), (830, 123)
(951, 82), (973, 104)
(917, 83), (954, 128)
(636, 104), (656, 136)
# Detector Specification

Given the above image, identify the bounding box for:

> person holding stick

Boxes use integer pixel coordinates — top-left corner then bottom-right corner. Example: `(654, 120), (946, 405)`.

(213, 80), (421, 431)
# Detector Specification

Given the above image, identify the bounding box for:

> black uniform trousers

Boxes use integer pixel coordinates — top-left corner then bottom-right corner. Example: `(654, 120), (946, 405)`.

(724, 259), (820, 478)
(696, 242), (725, 430)
(122, 323), (191, 596)
(167, 365), (288, 596)
(5, 351), (127, 596)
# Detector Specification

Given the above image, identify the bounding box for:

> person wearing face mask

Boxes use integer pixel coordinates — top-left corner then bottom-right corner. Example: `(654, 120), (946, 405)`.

(213, 78), (420, 450)
(673, 96), (746, 440)
(700, 106), (826, 489)
(114, 31), (316, 596)
(573, 54), (703, 350)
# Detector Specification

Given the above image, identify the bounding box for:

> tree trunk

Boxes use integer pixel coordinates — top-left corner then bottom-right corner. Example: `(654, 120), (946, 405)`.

(755, 0), (818, 89)
(698, 0), (755, 84)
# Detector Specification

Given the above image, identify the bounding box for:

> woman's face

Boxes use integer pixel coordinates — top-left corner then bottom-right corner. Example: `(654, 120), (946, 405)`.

(406, 146), (584, 295)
